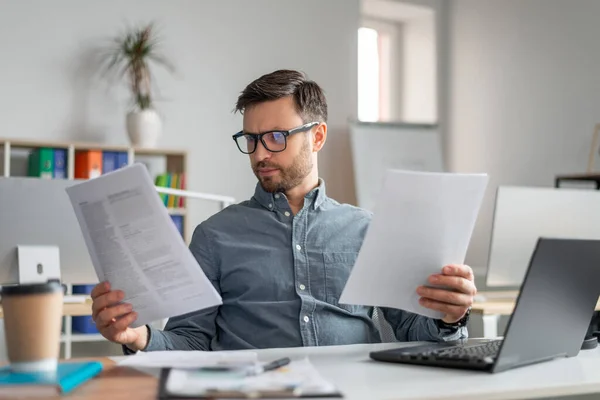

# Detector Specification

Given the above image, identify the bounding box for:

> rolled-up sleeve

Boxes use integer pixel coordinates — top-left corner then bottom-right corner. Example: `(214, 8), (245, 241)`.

(123, 223), (221, 353)
(381, 307), (468, 342)
(143, 304), (220, 351)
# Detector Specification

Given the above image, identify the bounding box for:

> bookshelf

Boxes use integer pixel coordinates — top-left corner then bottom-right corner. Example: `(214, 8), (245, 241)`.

(0, 137), (188, 359)
(0, 137), (188, 239)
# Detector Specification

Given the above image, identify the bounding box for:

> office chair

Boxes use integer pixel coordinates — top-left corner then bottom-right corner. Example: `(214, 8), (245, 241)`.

(372, 307), (397, 343)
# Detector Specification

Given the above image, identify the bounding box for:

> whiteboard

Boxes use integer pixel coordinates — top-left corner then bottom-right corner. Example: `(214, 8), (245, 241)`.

(349, 121), (444, 211)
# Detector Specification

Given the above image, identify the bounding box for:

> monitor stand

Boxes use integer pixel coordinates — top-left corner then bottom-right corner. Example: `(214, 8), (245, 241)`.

(581, 313), (600, 350)
(17, 245), (61, 284)
(581, 335), (598, 350)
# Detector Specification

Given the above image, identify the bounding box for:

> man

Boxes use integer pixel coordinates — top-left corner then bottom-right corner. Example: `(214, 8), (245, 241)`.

(91, 69), (476, 352)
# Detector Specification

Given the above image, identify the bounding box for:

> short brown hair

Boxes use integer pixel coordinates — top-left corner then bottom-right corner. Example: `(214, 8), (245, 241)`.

(235, 69), (328, 123)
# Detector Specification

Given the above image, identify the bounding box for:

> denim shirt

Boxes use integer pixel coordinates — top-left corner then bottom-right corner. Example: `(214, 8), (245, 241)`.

(137, 179), (466, 352)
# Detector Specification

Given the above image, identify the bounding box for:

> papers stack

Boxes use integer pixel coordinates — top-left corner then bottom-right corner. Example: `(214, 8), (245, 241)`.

(119, 351), (341, 398)
(118, 350), (259, 369)
(159, 358), (342, 399)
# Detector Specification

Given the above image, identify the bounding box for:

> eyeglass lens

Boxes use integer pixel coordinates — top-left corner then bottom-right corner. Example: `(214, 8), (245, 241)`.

(239, 132), (286, 154)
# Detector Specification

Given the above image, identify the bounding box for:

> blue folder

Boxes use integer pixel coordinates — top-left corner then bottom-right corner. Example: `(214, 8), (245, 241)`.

(102, 151), (117, 174)
(53, 149), (67, 179)
(0, 361), (103, 395)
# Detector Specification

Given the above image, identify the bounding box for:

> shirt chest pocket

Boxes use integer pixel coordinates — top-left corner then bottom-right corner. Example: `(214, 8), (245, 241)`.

(322, 251), (359, 313)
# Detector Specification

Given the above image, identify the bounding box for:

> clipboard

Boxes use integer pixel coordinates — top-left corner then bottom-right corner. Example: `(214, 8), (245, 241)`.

(157, 361), (344, 399)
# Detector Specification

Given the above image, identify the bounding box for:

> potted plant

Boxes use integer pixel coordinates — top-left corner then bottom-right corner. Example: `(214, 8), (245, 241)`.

(100, 22), (174, 148)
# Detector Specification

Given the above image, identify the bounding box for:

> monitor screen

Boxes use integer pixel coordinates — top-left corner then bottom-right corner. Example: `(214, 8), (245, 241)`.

(486, 186), (600, 287)
(0, 177), (98, 285)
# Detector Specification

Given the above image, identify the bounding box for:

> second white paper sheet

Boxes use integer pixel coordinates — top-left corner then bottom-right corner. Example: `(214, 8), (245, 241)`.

(65, 163), (222, 328)
(339, 169), (488, 319)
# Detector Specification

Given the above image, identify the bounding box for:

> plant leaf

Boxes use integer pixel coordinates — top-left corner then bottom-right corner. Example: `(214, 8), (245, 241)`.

(96, 20), (175, 104)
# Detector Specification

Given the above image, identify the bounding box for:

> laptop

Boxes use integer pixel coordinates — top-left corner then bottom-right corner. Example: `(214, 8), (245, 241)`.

(369, 238), (600, 373)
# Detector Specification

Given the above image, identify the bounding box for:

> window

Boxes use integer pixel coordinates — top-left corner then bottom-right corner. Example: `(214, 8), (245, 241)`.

(357, 27), (380, 122)
(358, 0), (437, 124)
(358, 26), (392, 122)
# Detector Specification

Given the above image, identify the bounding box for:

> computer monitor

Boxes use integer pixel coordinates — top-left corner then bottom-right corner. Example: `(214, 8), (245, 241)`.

(486, 186), (600, 287)
(0, 177), (98, 285)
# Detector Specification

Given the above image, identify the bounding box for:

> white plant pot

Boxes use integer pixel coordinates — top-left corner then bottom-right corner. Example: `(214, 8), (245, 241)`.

(126, 109), (162, 148)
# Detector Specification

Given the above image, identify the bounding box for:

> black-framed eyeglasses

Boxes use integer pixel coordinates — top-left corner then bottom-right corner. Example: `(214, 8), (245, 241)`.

(232, 122), (319, 154)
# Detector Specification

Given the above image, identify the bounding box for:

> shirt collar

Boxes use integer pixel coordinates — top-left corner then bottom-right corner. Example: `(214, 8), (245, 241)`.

(252, 178), (328, 211)
(305, 178), (327, 210)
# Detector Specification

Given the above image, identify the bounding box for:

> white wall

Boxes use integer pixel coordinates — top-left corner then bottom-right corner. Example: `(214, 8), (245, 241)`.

(402, 15), (436, 123)
(361, 18), (404, 121)
(447, 0), (600, 275)
(0, 0), (359, 236)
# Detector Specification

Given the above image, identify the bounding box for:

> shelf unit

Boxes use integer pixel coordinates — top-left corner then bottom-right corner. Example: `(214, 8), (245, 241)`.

(0, 137), (187, 359)
(0, 137), (188, 238)
(67, 333), (106, 343)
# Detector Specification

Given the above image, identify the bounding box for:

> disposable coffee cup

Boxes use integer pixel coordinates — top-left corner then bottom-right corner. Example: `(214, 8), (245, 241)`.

(0, 281), (63, 373)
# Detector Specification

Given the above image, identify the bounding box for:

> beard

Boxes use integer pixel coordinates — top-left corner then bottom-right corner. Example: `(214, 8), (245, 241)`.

(252, 138), (313, 193)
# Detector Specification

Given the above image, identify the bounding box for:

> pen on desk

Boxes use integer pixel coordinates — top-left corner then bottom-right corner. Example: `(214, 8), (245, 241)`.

(247, 357), (291, 376)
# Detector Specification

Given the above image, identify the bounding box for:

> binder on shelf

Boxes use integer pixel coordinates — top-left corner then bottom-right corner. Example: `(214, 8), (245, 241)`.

(155, 173), (186, 209)
(0, 361), (103, 396)
(171, 215), (184, 238)
(178, 173), (186, 208)
(101, 151), (117, 174)
(168, 173), (179, 208)
(75, 150), (102, 179)
(28, 148), (54, 179)
(71, 284), (99, 334)
(53, 149), (67, 179)
(116, 151), (129, 169)
(155, 174), (169, 204)
(164, 174), (172, 206)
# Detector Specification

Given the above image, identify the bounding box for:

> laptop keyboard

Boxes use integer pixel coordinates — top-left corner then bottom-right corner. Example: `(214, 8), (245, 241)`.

(371, 340), (503, 370)
(430, 340), (502, 362)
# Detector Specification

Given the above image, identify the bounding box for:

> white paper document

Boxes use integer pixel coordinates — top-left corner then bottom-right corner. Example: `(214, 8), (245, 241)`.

(118, 350), (258, 369)
(65, 163), (222, 327)
(339, 169), (488, 319)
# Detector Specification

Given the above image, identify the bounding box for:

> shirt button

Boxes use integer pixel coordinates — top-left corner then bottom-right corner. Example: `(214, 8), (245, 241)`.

(268, 203), (273, 209)
(303, 316), (310, 323)
(284, 211), (291, 217)
(299, 284), (306, 290)
(296, 244), (302, 251)
(275, 194), (280, 199)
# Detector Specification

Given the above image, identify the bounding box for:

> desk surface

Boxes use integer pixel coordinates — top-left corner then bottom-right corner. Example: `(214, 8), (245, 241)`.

(40, 342), (600, 400)
(472, 291), (600, 315)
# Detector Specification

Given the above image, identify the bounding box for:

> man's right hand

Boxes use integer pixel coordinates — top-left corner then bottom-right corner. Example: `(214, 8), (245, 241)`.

(91, 282), (148, 352)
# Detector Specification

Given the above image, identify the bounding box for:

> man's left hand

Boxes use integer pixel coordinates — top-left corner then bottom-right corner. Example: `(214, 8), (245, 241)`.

(416, 264), (477, 324)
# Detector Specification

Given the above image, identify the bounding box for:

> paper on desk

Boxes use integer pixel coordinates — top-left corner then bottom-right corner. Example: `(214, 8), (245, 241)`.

(165, 358), (340, 398)
(118, 350), (258, 369)
(339, 169), (488, 319)
(65, 163), (222, 328)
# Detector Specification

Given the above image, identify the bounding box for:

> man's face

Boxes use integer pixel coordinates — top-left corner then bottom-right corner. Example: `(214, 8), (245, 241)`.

(243, 97), (313, 193)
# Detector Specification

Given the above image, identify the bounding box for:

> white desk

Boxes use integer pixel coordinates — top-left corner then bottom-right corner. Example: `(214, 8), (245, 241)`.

(472, 292), (600, 338)
(112, 341), (600, 400)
